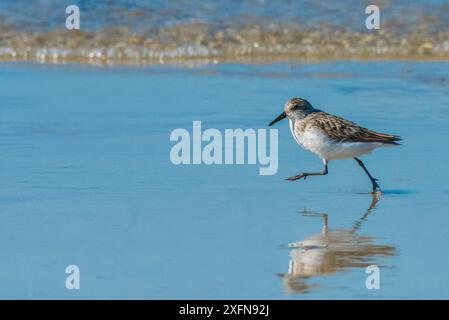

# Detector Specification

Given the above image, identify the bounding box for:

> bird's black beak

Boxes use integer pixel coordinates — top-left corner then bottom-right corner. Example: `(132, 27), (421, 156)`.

(269, 111), (287, 126)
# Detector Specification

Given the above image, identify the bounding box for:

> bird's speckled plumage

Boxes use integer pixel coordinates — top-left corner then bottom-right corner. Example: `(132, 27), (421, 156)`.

(283, 98), (401, 160)
(268, 97), (401, 192)
(296, 111), (401, 145)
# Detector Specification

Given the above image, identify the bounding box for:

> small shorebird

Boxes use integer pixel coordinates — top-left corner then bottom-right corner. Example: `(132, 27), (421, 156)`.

(269, 98), (401, 192)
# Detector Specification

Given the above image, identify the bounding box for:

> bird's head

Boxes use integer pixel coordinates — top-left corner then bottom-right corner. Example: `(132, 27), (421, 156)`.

(269, 98), (313, 126)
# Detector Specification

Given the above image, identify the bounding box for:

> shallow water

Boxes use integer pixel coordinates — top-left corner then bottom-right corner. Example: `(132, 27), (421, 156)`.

(1, 0), (448, 63)
(1, 61), (449, 299)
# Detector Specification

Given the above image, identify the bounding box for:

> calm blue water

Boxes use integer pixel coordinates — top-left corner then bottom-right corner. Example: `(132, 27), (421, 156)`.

(2, 0), (448, 31)
(1, 61), (449, 299)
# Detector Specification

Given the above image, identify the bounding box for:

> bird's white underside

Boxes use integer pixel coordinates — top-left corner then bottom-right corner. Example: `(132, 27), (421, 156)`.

(289, 119), (389, 161)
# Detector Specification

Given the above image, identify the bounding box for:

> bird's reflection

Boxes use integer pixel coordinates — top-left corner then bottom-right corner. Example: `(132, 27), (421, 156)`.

(281, 193), (396, 294)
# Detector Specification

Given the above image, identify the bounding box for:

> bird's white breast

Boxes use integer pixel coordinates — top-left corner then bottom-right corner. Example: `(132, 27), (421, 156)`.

(289, 119), (301, 145)
(289, 119), (382, 160)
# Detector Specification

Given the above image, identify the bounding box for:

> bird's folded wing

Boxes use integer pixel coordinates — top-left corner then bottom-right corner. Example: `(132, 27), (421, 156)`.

(309, 112), (401, 145)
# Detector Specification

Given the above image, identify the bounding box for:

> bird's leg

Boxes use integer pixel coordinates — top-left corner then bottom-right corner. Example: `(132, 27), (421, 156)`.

(354, 157), (381, 193)
(286, 161), (328, 181)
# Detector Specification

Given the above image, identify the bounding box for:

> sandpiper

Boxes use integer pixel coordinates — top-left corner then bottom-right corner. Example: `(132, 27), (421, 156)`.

(269, 98), (401, 192)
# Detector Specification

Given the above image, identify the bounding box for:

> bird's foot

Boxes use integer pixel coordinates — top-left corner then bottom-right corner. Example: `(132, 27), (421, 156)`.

(285, 173), (308, 181)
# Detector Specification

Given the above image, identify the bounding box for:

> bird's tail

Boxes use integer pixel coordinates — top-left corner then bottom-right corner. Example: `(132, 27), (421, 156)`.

(372, 132), (402, 145)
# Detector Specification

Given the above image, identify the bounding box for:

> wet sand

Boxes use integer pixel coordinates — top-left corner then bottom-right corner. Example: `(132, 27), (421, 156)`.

(1, 61), (448, 298)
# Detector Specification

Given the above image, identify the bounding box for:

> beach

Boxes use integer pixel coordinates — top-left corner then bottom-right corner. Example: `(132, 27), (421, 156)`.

(1, 60), (449, 298)
(1, 0), (448, 64)
(1, 0), (449, 299)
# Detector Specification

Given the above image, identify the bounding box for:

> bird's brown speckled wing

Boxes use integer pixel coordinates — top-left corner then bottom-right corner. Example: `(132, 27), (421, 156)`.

(305, 112), (401, 144)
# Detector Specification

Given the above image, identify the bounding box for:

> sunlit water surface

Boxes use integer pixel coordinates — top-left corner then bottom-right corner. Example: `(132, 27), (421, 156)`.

(0, 61), (448, 298)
